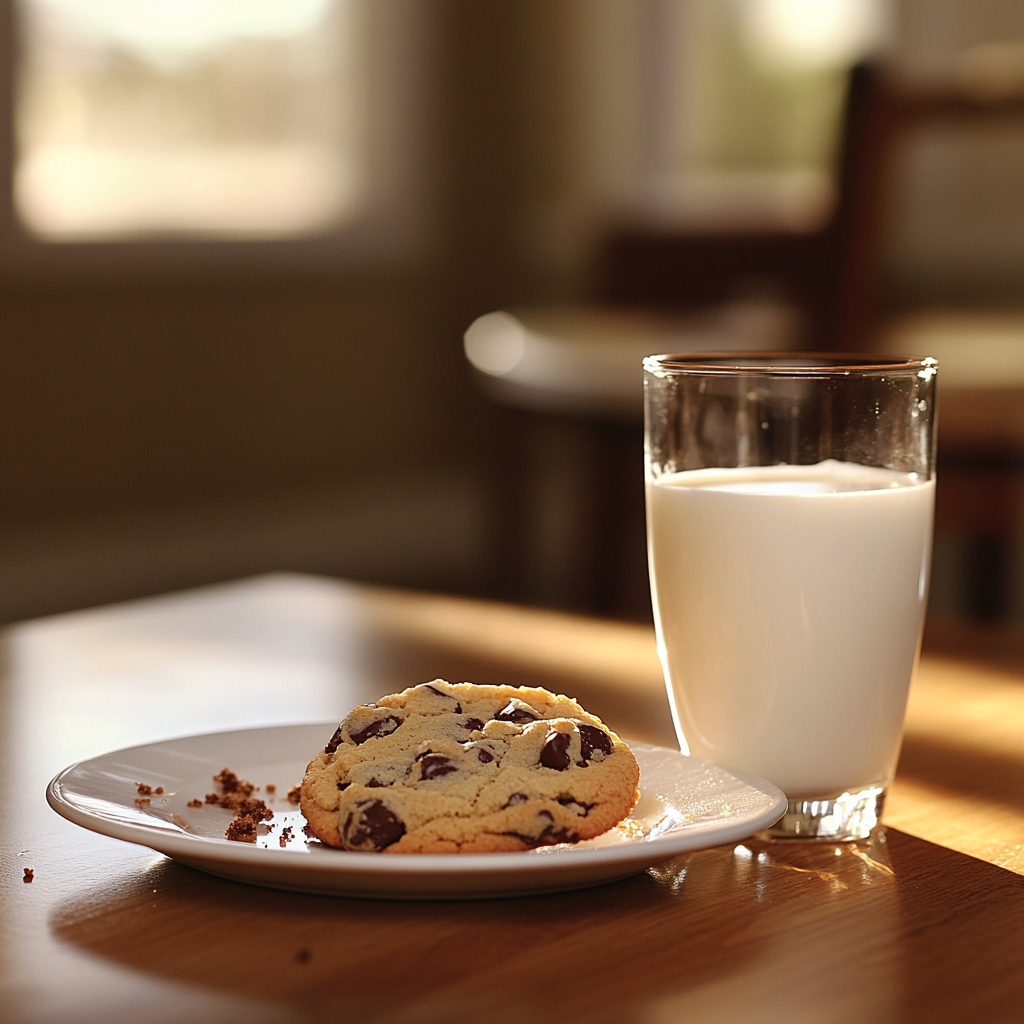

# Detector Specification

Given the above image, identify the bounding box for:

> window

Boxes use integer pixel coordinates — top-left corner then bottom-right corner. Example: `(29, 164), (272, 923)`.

(15, 0), (363, 241)
(1, 0), (421, 278)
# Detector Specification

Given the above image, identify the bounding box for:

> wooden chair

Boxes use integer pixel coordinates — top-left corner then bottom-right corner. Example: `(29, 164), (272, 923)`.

(594, 63), (891, 352)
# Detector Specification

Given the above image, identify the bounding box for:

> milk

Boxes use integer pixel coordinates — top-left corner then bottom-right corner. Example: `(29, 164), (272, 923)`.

(646, 460), (934, 797)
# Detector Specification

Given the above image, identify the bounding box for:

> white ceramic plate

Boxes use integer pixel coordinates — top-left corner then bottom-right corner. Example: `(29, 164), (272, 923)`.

(47, 723), (786, 899)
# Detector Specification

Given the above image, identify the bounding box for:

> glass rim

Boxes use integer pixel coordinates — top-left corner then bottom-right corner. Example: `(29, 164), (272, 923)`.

(643, 351), (938, 378)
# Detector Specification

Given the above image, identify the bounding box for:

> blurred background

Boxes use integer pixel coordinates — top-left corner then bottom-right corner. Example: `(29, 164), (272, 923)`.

(0, 0), (1022, 626)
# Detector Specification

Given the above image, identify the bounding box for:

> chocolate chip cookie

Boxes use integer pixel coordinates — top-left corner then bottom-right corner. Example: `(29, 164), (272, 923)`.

(300, 681), (640, 854)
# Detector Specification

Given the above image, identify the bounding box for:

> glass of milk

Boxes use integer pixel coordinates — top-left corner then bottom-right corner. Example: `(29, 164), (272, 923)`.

(644, 353), (937, 839)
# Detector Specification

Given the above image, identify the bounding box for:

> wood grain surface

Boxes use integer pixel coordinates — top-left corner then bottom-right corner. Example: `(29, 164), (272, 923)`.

(3, 575), (1023, 1023)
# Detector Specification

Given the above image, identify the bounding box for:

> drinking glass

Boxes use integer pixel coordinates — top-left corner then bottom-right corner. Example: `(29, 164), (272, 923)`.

(644, 353), (937, 839)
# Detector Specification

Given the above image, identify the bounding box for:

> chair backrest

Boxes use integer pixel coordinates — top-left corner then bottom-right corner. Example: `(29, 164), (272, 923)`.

(596, 61), (1024, 353)
(592, 63), (890, 352)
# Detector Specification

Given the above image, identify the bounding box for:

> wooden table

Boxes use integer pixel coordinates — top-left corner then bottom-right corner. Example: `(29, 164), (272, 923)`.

(3, 574), (1023, 1023)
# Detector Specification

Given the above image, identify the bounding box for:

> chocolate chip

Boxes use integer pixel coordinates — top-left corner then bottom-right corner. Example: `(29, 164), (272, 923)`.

(502, 816), (579, 848)
(337, 780), (351, 791)
(494, 700), (540, 724)
(418, 754), (458, 780)
(464, 718), (485, 731)
(424, 684), (462, 714)
(505, 792), (529, 807)
(532, 810), (578, 845)
(349, 714), (402, 745)
(324, 725), (344, 754)
(579, 725), (613, 761)
(540, 731), (571, 770)
(537, 825), (578, 845)
(558, 796), (593, 816)
(366, 778), (389, 788)
(501, 831), (539, 845)
(343, 799), (405, 851)
(477, 748), (494, 763)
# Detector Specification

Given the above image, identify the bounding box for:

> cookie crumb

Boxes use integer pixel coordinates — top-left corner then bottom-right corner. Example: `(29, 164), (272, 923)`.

(613, 819), (647, 840)
(266, 784), (276, 794)
(187, 798), (202, 808)
(154, 787), (164, 795)
(23, 868), (34, 883)
(279, 826), (294, 848)
(296, 948), (312, 964)
(287, 785), (302, 805)
(136, 783), (152, 796)
(204, 767), (274, 842)
(225, 817), (258, 843)
(214, 768), (254, 796)
(134, 797), (151, 808)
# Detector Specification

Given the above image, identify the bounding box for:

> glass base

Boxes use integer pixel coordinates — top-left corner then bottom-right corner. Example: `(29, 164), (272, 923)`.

(764, 784), (886, 840)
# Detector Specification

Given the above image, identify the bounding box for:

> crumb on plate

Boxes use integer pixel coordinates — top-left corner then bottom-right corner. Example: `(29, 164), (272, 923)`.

(201, 768), (274, 843)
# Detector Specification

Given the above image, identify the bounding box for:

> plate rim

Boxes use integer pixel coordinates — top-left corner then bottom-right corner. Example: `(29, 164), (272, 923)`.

(46, 721), (788, 876)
